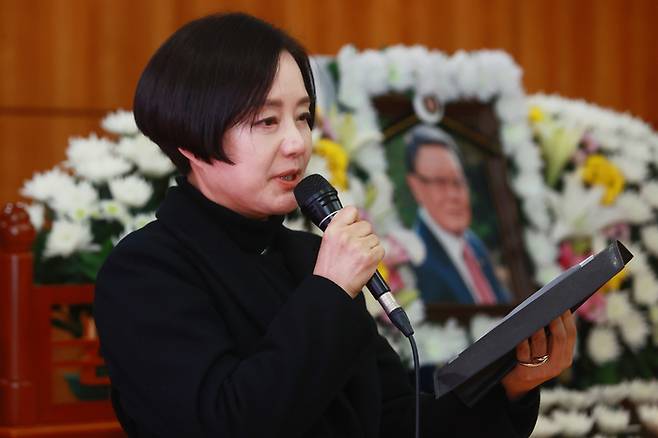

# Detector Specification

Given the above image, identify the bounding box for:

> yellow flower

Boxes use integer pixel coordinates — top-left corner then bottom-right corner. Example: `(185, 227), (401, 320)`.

(377, 261), (389, 283)
(314, 139), (349, 191)
(600, 267), (627, 293)
(529, 105), (545, 123)
(581, 154), (625, 205)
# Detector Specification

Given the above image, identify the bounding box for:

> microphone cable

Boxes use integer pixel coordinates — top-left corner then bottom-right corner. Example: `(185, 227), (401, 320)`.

(408, 333), (420, 438)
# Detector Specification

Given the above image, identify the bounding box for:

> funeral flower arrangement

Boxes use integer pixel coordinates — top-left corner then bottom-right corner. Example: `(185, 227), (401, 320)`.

(525, 94), (658, 387)
(531, 380), (658, 437)
(21, 110), (175, 284)
(304, 46), (539, 356)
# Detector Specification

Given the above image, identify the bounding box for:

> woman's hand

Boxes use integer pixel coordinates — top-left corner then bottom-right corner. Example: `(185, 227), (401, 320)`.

(501, 310), (577, 401)
(313, 206), (385, 298)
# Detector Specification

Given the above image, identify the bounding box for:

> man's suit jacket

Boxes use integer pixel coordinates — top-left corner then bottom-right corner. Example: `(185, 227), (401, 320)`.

(94, 185), (536, 437)
(414, 217), (511, 304)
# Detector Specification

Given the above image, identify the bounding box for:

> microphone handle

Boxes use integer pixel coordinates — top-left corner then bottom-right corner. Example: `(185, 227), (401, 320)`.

(367, 270), (390, 298)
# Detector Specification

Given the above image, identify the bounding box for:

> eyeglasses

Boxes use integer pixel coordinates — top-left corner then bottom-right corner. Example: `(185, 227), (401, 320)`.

(412, 173), (467, 191)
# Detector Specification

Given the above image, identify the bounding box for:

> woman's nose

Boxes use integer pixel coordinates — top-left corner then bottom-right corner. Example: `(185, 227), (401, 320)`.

(280, 121), (308, 156)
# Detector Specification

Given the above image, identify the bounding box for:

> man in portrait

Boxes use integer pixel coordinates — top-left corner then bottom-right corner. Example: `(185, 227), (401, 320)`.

(405, 124), (511, 304)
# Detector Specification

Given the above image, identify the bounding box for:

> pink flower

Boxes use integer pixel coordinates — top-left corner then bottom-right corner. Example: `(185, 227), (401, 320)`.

(577, 290), (607, 323)
(384, 235), (410, 266)
(603, 223), (631, 242)
(558, 242), (590, 269)
(387, 267), (404, 293)
(583, 132), (600, 153)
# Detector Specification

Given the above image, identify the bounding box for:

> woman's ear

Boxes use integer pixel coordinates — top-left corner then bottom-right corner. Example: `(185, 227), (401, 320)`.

(177, 147), (199, 165)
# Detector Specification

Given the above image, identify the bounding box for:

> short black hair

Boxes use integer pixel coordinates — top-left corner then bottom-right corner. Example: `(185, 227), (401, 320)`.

(404, 124), (462, 173)
(134, 12), (316, 174)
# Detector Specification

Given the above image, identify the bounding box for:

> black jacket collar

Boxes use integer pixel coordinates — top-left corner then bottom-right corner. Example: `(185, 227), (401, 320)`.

(155, 180), (321, 332)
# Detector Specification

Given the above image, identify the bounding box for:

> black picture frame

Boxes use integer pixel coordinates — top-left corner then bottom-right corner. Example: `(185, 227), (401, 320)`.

(372, 94), (534, 310)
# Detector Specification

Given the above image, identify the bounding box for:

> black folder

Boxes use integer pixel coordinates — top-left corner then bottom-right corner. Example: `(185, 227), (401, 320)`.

(434, 240), (633, 406)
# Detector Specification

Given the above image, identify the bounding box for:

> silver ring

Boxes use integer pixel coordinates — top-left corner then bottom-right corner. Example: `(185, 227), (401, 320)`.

(518, 354), (549, 368)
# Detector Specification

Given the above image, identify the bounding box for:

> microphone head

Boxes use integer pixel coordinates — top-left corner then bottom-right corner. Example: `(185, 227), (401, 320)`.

(294, 174), (342, 230)
(294, 174), (334, 207)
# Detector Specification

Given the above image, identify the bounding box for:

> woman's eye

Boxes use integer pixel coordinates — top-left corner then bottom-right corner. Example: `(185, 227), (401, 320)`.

(256, 117), (278, 127)
(297, 112), (312, 123)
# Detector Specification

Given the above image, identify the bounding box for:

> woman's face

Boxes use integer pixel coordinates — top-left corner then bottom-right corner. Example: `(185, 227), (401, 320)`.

(186, 51), (312, 219)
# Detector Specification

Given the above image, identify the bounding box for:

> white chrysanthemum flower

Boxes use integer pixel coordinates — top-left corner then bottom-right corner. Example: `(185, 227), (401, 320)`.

(626, 243), (651, 275)
(132, 212), (156, 229)
(449, 51), (479, 98)
(501, 122), (532, 152)
(21, 168), (76, 202)
(495, 95), (527, 124)
(358, 49), (389, 96)
(352, 140), (387, 174)
(43, 219), (96, 258)
(367, 172), (395, 222)
(593, 383), (628, 404)
(641, 225), (658, 256)
(606, 292), (633, 325)
(650, 305), (658, 325)
(50, 181), (99, 221)
(513, 171), (544, 200)
(619, 310), (649, 350)
(615, 192), (653, 224)
(586, 326), (621, 365)
(524, 229), (558, 266)
(628, 379), (658, 403)
(387, 227), (426, 266)
(109, 175), (153, 208)
(71, 156), (132, 182)
(551, 410), (594, 437)
(416, 51), (455, 102)
(96, 200), (131, 224)
(591, 405), (630, 434)
(530, 414), (561, 437)
(560, 389), (594, 410)
(66, 133), (114, 165)
(637, 405), (658, 434)
(101, 109), (138, 135)
(539, 387), (564, 412)
(469, 314), (502, 342)
(522, 196), (551, 231)
(610, 155), (647, 183)
(346, 175), (366, 209)
(413, 319), (469, 366)
(640, 181), (658, 208)
(404, 298), (426, 327)
(116, 134), (174, 177)
(385, 45), (415, 92)
(114, 211), (157, 244)
(304, 154), (331, 182)
(633, 272), (658, 306)
(25, 203), (45, 231)
(536, 263), (563, 286)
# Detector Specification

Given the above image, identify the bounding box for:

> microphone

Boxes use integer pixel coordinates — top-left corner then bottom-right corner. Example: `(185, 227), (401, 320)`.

(294, 174), (414, 337)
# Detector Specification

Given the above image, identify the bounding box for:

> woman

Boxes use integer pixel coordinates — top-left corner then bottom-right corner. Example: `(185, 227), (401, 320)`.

(94, 12), (577, 437)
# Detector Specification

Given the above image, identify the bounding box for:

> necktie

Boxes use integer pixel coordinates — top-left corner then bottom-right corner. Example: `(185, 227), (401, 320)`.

(463, 243), (496, 304)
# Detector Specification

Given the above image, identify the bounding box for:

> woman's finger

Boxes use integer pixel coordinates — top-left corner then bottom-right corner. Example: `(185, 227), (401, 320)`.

(530, 328), (548, 359)
(516, 339), (531, 363)
(348, 220), (373, 238)
(548, 314), (569, 368)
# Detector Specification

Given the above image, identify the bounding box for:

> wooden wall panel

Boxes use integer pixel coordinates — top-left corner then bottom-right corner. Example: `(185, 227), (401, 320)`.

(1, 0), (657, 204)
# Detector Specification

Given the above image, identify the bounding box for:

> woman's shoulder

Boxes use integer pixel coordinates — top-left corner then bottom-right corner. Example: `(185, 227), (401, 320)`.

(98, 219), (196, 283)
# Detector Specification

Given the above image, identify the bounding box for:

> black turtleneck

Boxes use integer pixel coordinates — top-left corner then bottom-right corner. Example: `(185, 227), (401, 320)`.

(176, 176), (297, 302)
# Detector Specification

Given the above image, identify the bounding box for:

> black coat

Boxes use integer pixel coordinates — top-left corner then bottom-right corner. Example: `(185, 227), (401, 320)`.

(94, 182), (539, 437)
